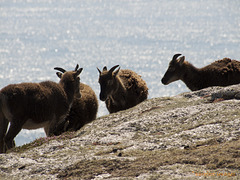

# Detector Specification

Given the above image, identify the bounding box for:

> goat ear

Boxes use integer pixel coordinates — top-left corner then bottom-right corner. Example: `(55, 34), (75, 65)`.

(56, 72), (62, 79)
(113, 67), (120, 77)
(103, 66), (107, 71)
(178, 56), (185, 66)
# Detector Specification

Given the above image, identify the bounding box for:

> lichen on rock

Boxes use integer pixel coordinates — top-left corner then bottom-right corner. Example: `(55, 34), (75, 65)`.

(0, 85), (240, 179)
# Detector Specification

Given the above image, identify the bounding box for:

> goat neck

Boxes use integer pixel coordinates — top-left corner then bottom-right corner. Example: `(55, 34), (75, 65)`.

(59, 72), (79, 105)
(113, 75), (126, 95)
(110, 75), (127, 104)
(180, 61), (203, 91)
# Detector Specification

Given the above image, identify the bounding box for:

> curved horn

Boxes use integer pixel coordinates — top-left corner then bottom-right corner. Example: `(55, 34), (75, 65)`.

(75, 64), (79, 71)
(109, 65), (119, 74)
(75, 68), (83, 76)
(97, 67), (101, 74)
(54, 67), (66, 73)
(172, 54), (182, 61)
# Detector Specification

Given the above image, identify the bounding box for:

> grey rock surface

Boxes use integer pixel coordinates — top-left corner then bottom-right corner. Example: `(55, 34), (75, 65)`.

(0, 85), (240, 179)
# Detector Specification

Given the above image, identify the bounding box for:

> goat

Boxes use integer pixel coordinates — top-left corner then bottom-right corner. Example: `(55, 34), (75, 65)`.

(161, 54), (240, 91)
(64, 83), (98, 131)
(0, 65), (82, 153)
(54, 65), (98, 135)
(97, 65), (148, 113)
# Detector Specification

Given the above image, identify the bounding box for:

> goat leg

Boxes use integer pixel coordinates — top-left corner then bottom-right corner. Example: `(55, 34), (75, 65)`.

(4, 119), (23, 151)
(45, 116), (65, 137)
(0, 115), (9, 153)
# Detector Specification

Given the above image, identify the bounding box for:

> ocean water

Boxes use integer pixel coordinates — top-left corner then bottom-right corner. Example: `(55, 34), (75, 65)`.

(0, 0), (239, 146)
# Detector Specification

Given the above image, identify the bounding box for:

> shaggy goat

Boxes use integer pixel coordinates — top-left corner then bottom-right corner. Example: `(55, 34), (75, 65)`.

(161, 54), (240, 91)
(0, 65), (82, 153)
(65, 83), (98, 131)
(54, 66), (98, 134)
(97, 65), (148, 113)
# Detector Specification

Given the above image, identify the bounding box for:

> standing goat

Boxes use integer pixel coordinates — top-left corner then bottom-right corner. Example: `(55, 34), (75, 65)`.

(54, 65), (98, 134)
(0, 65), (82, 153)
(161, 54), (240, 91)
(97, 65), (148, 113)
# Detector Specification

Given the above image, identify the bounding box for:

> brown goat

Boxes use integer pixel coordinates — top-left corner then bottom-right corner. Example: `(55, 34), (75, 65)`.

(66, 83), (98, 131)
(162, 54), (240, 91)
(0, 65), (82, 153)
(53, 65), (98, 135)
(97, 65), (148, 113)
(54, 82), (98, 135)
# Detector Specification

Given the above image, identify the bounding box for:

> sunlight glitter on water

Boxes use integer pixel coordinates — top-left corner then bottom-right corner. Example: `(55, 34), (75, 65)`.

(0, 0), (239, 146)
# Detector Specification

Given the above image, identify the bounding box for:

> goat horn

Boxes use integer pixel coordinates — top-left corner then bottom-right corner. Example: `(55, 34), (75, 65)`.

(172, 54), (182, 61)
(97, 67), (101, 74)
(75, 64), (79, 71)
(109, 65), (119, 74)
(54, 67), (66, 73)
(76, 68), (83, 76)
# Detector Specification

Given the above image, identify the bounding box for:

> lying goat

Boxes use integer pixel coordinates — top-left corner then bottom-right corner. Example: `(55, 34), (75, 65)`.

(0, 65), (82, 153)
(162, 54), (240, 91)
(65, 83), (98, 131)
(54, 65), (98, 135)
(97, 65), (148, 113)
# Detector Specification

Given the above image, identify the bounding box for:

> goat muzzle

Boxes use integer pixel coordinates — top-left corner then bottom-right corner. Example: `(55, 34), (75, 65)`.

(161, 77), (169, 85)
(99, 93), (107, 101)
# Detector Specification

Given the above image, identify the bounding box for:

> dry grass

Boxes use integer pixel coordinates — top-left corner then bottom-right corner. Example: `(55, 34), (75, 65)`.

(8, 131), (76, 153)
(56, 138), (239, 179)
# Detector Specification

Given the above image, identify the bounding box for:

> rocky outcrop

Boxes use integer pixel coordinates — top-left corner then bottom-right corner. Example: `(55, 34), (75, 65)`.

(0, 85), (240, 179)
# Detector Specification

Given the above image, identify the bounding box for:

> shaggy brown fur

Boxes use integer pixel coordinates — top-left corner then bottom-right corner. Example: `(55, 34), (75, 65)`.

(54, 82), (98, 135)
(0, 66), (82, 153)
(162, 54), (240, 91)
(98, 65), (148, 113)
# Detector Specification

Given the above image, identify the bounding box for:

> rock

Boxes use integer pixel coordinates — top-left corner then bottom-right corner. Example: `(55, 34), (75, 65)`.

(0, 85), (240, 179)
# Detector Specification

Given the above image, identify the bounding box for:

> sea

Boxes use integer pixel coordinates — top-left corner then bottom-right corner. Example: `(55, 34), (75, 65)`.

(0, 0), (239, 146)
